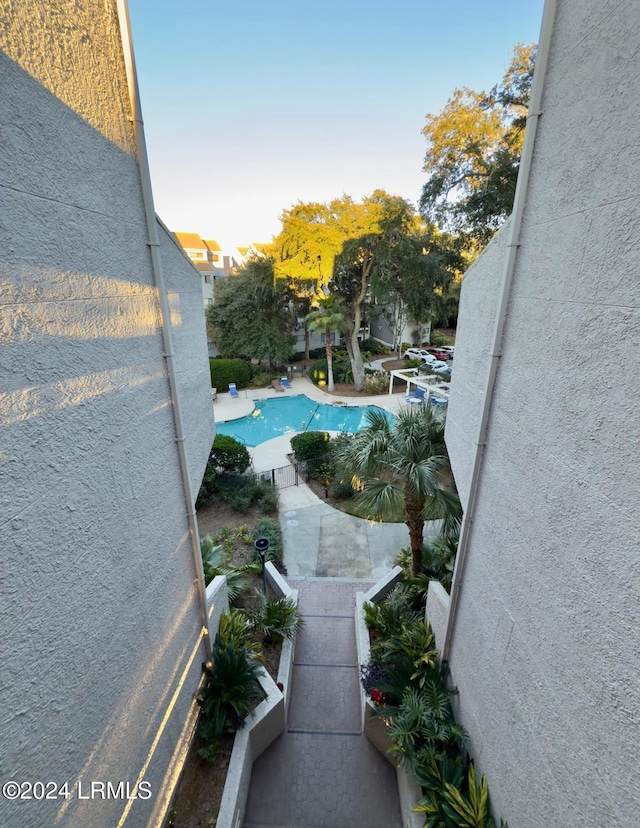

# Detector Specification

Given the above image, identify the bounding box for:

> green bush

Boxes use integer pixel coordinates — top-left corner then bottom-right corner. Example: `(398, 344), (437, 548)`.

(291, 430), (331, 461)
(329, 478), (355, 499)
(210, 435), (251, 475)
(248, 370), (281, 388)
(252, 517), (283, 562)
(308, 346), (327, 359)
(309, 357), (328, 385)
(429, 331), (455, 346)
(209, 358), (252, 391)
(199, 536), (260, 600)
(257, 484), (279, 514)
(197, 636), (263, 735)
(247, 591), (303, 644)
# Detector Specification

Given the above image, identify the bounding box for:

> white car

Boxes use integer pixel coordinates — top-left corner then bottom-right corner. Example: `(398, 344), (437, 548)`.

(439, 346), (455, 357)
(404, 348), (437, 363)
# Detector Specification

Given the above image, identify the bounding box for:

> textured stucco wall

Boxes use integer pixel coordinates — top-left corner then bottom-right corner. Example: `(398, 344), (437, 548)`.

(0, 3), (214, 827)
(443, 2), (640, 826)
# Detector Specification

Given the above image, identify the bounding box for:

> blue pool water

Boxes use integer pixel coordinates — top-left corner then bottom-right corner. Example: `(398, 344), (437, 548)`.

(215, 395), (392, 447)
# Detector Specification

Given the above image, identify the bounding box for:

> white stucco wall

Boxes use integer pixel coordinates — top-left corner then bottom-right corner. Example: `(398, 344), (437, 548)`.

(0, 4), (215, 827)
(440, 2), (640, 826)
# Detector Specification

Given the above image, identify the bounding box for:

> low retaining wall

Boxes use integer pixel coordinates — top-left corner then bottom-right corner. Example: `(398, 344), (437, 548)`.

(216, 562), (299, 828)
(356, 574), (423, 828)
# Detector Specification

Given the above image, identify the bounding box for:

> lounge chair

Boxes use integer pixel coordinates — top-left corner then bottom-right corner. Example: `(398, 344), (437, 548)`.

(280, 376), (292, 389)
(405, 386), (426, 405)
(229, 383), (239, 398)
(271, 378), (285, 392)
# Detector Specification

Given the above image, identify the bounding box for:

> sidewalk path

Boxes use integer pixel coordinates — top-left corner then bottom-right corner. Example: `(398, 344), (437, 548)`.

(243, 579), (402, 828)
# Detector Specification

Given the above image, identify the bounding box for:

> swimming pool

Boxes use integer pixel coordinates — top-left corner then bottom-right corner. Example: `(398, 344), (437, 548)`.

(215, 395), (393, 447)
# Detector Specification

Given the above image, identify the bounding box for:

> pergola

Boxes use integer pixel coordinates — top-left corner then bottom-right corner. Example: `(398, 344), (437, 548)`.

(387, 368), (450, 402)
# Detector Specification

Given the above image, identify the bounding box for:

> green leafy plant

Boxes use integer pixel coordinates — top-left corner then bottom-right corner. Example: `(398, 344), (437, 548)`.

(247, 591), (303, 644)
(208, 358), (252, 391)
(197, 635), (263, 736)
(200, 536), (260, 601)
(236, 525), (253, 544)
(209, 435), (251, 475)
(252, 517), (283, 562)
(291, 430), (331, 462)
(217, 608), (262, 661)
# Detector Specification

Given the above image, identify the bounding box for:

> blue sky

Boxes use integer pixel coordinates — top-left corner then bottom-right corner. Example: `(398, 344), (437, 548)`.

(128, 0), (545, 247)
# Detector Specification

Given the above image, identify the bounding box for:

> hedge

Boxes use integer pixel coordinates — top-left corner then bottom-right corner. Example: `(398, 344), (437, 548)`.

(291, 431), (331, 461)
(209, 358), (252, 391)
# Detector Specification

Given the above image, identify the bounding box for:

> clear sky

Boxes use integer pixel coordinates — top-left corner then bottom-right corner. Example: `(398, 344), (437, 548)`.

(128, 0), (545, 249)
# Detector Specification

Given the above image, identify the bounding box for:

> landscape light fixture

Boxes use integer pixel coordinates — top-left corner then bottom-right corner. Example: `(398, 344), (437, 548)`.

(253, 537), (270, 593)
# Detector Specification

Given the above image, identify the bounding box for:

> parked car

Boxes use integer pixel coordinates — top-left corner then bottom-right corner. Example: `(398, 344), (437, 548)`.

(431, 362), (452, 378)
(404, 348), (436, 364)
(439, 346), (455, 357)
(426, 347), (452, 361)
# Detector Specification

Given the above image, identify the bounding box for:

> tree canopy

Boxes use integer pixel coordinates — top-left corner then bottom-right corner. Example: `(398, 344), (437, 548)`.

(272, 191), (462, 388)
(206, 257), (295, 366)
(419, 43), (536, 243)
(337, 405), (462, 575)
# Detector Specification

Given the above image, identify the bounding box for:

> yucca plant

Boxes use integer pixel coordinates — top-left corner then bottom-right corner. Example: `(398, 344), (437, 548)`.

(200, 535), (260, 601)
(197, 635), (263, 737)
(247, 591), (303, 644)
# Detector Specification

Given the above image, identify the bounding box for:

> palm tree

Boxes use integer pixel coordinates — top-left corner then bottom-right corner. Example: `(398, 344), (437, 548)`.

(304, 295), (348, 392)
(337, 405), (461, 576)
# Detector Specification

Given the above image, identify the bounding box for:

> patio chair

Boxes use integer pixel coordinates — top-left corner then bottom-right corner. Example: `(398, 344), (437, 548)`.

(271, 378), (285, 392)
(280, 376), (292, 389)
(405, 386), (426, 405)
(228, 383), (239, 398)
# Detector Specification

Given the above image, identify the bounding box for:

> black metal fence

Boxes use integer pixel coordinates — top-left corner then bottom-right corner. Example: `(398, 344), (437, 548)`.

(252, 455), (328, 490)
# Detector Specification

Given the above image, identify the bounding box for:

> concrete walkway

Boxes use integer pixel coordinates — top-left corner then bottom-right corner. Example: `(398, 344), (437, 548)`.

(243, 579), (402, 828)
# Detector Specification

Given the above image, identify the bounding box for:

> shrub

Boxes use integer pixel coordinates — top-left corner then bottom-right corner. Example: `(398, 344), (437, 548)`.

(248, 370), (277, 388)
(308, 346), (327, 359)
(361, 372), (388, 394)
(429, 330), (455, 346)
(309, 357), (328, 385)
(197, 636), (263, 736)
(405, 358), (422, 369)
(252, 517), (283, 562)
(209, 358), (252, 391)
(291, 430), (330, 461)
(217, 608), (262, 661)
(256, 483), (279, 514)
(209, 434), (251, 475)
(247, 591), (303, 644)
(329, 478), (355, 499)
(200, 535), (260, 600)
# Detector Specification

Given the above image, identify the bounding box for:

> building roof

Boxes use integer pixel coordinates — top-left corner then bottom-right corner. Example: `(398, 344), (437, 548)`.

(174, 232), (207, 250)
(237, 246), (250, 257)
(204, 239), (222, 252)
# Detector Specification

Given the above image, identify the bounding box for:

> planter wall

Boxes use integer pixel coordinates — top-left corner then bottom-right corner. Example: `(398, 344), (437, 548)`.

(216, 562), (299, 828)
